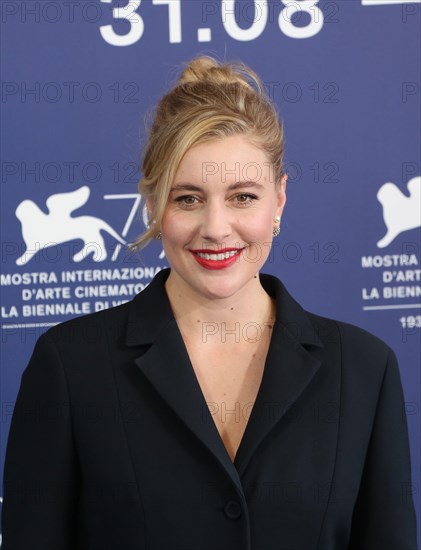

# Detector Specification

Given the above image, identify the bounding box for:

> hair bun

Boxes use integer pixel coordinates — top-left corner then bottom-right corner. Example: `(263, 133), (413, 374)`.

(178, 55), (261, 93)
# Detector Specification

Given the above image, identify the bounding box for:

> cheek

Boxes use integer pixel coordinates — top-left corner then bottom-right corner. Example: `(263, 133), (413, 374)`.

(247, 210), (274, 236)
(161, 212), (194, 245)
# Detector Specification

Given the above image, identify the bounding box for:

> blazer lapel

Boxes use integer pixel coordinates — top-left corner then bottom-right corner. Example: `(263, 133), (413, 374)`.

(125, 268), (324, 490)
(233, 273), (324, 475)
(126, 268), (243, 491)
(233, 320), (322, 476)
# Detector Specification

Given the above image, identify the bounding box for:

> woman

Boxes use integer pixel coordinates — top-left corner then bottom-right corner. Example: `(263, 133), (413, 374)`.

(2, 56), (418, 549)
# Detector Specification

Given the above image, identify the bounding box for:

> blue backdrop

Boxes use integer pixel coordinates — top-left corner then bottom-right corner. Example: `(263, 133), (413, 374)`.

(1, 0), (420, 544)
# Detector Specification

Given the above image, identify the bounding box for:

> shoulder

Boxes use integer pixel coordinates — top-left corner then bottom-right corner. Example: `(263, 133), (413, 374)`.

(41, 300), (132, 350)
(305, 310), (396, 382)
(263, 272), (395, 373)
(32, 268), (171, 355)
(310, 310), (391, 356)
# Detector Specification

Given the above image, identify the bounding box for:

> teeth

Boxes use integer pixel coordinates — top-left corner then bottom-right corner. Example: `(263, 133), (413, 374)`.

(196, 250), (241, 261)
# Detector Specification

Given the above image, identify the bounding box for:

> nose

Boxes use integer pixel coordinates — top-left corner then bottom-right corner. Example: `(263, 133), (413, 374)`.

(199, 200), (233, 243)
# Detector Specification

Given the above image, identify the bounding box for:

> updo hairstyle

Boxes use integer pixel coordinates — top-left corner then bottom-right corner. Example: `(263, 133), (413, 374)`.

(131, 55), (284, 251)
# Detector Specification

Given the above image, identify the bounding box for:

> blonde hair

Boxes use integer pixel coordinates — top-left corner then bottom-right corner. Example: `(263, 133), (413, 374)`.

(130, 55), (284, 251)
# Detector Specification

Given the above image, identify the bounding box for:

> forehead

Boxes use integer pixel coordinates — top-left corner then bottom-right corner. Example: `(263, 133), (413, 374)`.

(174, 135), (271, 185)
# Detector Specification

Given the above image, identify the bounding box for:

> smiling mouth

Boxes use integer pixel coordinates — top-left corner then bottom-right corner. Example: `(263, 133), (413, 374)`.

(190, 247), (245, 261)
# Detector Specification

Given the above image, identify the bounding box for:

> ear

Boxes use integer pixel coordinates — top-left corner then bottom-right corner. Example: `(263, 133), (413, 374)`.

(275, 173), (287, 218)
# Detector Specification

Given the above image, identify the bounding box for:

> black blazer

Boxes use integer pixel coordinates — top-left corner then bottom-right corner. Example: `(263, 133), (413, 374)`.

(2, 268), (418, 550)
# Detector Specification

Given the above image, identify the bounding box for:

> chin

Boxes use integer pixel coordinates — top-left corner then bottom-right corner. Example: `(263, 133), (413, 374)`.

(197, 276), (249, 300)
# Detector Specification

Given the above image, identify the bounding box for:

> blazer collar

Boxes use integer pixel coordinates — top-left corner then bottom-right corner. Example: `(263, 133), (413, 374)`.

(124, 267), (324, 491)
(125, 267), (324, 349)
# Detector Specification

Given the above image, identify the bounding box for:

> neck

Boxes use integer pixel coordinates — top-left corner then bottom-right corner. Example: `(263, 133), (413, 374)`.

(164, 271), (276, 343)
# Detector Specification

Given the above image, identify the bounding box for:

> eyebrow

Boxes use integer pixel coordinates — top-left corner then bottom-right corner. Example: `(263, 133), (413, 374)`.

(170, 181), (266, 193)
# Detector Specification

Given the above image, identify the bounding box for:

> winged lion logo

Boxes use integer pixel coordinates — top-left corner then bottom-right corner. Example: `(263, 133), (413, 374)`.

(15, 186), (126, 265)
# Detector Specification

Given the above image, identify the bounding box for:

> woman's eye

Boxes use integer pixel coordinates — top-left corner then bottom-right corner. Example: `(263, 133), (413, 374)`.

(173, 193), (257, 208)
(174, 195), (198, 206)
(235, 193), (257, 204)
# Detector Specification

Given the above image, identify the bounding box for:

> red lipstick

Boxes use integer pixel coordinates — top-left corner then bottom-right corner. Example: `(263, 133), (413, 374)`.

(190, 248), (244, 270)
